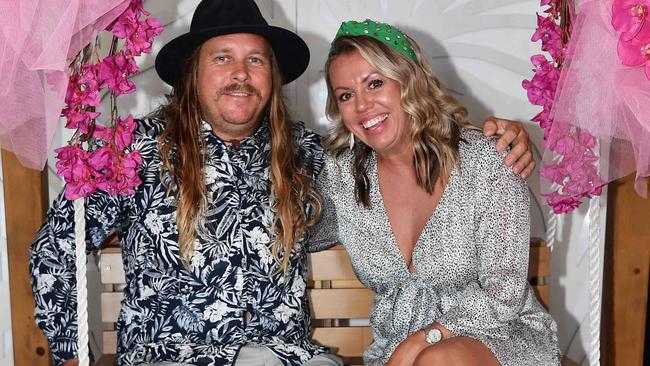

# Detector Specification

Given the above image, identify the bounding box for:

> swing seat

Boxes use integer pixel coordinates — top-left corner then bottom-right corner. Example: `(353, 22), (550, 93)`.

(96, 238), (551, 365)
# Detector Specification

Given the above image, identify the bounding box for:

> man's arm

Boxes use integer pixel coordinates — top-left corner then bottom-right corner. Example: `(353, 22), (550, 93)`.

(482, 117), (535, 179)
(29, 192), (124, 365)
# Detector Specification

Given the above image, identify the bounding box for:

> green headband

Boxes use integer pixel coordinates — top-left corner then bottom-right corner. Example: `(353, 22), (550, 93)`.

(330, 19), (418, 64)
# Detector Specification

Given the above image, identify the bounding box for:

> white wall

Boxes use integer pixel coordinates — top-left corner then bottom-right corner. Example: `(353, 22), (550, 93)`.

(43, 0), (606, 363)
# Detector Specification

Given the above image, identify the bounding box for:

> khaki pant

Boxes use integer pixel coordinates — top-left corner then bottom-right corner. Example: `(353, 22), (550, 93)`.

(235, 344), (343, 366)
(138, 344), (343, 366)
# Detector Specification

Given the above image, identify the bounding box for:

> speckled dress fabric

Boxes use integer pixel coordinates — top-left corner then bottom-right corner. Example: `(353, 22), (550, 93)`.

(309, 129), (561, 366)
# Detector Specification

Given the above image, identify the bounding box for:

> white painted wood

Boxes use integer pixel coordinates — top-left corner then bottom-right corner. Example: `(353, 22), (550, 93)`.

(0, 150), (14, 366)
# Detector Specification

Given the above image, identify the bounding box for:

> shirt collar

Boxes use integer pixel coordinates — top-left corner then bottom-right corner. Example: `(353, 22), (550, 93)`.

(201, 117), (271, 150)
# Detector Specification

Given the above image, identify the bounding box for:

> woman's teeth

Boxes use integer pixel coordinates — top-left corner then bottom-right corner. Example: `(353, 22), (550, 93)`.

(362, 114), (388, 129)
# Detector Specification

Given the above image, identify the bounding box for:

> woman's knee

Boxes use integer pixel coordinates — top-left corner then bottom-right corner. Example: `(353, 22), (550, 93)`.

(413, 345), (449, 366)
(412, 336), (499, 366)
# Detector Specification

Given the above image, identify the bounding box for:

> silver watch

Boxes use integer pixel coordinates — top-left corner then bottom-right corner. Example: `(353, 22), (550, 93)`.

(423, 324), (443, 345)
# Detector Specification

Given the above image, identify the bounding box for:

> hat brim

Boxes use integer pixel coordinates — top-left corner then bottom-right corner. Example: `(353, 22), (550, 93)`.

(155, 25), (310, 87)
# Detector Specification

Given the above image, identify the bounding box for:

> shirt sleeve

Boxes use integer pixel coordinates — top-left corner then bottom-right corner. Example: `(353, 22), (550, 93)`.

(29, 190), (126, 365)
(437, 138), (531, 341)
(305, 154), (340, 253)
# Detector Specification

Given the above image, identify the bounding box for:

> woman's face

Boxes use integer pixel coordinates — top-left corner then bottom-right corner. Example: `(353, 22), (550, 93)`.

(329, 50), (411, 157)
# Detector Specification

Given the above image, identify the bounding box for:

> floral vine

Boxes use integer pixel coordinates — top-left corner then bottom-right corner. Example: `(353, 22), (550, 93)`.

(523, 0), (605, 214)
(55, 0), (163, 200)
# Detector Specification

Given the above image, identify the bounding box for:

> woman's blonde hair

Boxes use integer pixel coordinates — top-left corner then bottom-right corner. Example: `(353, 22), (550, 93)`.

(324, 35), (473, 206)
(159, 43), (320, 270)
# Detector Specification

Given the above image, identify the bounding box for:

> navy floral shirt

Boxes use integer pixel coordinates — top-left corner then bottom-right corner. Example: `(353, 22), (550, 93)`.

(29, 117), (327, 366)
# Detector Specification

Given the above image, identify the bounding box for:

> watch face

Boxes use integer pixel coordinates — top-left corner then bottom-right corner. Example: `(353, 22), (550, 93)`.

(426, 328), (443, 344)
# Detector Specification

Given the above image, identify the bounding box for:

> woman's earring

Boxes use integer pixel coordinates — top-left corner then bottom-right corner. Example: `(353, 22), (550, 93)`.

(349, 133), (355, 150)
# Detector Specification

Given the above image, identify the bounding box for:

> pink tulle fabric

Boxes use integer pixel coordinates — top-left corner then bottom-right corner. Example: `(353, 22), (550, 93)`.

(0, 0), (129, 170)
(546, 0), (650, 197)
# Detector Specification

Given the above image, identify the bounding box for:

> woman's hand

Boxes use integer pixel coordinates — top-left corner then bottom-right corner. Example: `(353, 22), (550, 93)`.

(386, 330), (430, 366)
(482, 117), (535, 179)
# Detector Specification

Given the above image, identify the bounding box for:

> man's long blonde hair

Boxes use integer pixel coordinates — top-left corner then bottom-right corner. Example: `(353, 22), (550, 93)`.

(158, 42), (321, 269)
(324, 35), (473, 206)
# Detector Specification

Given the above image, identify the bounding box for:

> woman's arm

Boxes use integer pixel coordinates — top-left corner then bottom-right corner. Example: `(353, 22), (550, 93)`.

(436, 137), (531, 340)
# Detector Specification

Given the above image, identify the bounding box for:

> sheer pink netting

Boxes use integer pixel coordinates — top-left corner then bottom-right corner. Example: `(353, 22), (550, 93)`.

(545, 0), (650, 197)
(0, 0), (129, 170)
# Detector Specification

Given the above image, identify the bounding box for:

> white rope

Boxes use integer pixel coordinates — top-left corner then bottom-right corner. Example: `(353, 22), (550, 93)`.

(74, 198), (90, 366)
(545, 202), (558, 252)
(544, 153), (563, 252)
(587, 195), (603, 366)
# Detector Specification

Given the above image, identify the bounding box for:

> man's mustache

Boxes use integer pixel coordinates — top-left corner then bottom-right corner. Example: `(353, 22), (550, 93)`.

(219, 83), (261, 98)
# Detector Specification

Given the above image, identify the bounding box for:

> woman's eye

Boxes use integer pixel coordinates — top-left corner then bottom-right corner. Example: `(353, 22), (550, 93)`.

(215, 55), (229, 63)
(338, 92), (352, 102)
(249, 56), (261, 64)
(369, 79), (383, 89)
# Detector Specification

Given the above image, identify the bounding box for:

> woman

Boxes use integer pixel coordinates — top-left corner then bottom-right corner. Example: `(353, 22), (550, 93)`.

(309, 20), (561, 366)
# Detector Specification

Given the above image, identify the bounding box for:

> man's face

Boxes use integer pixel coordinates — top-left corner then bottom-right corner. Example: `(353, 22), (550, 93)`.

(197, 33), (272, 141)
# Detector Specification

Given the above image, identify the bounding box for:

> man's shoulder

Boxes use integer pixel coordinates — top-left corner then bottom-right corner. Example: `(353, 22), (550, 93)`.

(291, 120), (324, 154)
(290, 121), (326, 175)
(133, 116), (167, 141)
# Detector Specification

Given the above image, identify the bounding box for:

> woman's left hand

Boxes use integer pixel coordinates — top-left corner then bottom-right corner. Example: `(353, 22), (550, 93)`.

(386, 330), (430, 366)
(482, 116), (535, 179)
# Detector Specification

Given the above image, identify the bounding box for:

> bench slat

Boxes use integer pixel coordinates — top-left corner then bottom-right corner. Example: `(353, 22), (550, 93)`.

(310, 289), (373, 319)
(312, 327), (372, 357)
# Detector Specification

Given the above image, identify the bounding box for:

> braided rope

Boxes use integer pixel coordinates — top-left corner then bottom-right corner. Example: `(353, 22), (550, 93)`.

(74, 198), (89, 366)
(545, 203), (558, 252)
(587, 195), (603, 366)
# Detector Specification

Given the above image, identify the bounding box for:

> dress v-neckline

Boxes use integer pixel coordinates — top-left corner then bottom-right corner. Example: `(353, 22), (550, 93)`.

(369, 152), (454, 274)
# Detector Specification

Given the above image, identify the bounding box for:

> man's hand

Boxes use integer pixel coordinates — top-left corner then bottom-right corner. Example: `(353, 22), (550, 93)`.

(62, 359), (79, 366)
(386, 330), (430, 366)
(482, 116), (535, 179)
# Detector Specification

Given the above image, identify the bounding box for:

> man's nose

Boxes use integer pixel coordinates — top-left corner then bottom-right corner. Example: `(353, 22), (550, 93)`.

(231, 60), (250, 82)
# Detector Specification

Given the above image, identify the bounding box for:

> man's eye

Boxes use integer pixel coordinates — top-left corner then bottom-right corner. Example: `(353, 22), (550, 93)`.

(369, 79), (383, 89)
(338, 92), (352, 102)
(249, 56), (262, 64)
(215, 55), (229, 63)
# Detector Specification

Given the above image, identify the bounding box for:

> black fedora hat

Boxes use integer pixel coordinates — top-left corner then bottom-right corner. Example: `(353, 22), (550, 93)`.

(155, 0), (310, 86)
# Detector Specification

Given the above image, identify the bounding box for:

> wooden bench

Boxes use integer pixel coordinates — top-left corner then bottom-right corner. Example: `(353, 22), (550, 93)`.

(96, 238), (550, 365)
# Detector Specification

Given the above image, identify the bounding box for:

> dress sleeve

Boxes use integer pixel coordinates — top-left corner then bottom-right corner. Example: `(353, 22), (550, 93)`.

(437, 139), (531, 340)
(29, 190), (126, 365)
(305, 155), (340, 253)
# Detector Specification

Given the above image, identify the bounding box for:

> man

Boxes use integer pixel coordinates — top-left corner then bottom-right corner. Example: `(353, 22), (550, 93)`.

(29, 1), (534, 365)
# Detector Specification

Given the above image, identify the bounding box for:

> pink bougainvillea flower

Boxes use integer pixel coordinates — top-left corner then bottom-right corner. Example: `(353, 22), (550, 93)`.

(55, 145), (87, 181)
(114, 114), (138, 149)
(55, 145), (96, 200)
(87, 145), (115, 172)
(522, 54), (560, 108)
(62, 108), (100, 134)
(92, 124), (113, 142)
(532, 14), (565, 59)
(612, 0), (650, 40)
(617, 28), (650, 78)
(127, 17), (163, 56)
(545, 192), (582, 214)
(98, 51), (138, 96)
(111, 7), (139, 39)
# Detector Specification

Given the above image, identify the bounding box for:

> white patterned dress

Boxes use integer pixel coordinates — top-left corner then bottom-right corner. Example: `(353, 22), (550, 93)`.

(308, 128), (561, 366)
